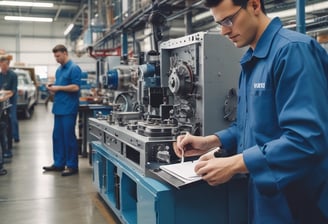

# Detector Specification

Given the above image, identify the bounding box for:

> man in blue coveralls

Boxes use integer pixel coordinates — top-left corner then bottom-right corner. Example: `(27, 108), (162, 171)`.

(43, 44), (81, 176)
(174, 0), (328, 223)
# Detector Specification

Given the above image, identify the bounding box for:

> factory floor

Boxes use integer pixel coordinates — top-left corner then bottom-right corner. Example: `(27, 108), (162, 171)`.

(0, 104), (120, 224)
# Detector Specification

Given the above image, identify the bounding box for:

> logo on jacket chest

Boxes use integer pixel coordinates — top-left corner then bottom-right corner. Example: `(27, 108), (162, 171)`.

(253, 82), (266, 89)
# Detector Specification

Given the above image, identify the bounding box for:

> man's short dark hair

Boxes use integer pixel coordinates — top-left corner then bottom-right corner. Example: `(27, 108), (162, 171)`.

(52, 44), (68, 53)
(203, 0), (266, 14)
(0, 54), (12, 62)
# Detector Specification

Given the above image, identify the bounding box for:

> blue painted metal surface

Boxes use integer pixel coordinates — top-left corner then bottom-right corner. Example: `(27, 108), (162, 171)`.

(91, 141), (248, 224)
(106, 69), (119, 90)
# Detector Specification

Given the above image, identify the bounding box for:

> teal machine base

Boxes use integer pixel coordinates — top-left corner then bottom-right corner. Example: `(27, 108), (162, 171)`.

(92, 141), (247, 224)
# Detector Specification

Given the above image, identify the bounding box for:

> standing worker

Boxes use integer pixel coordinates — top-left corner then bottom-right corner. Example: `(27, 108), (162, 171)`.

(0, 55), (18, 158)
(43, 44), (82, 176)
(174, 0), (328, 223)
(0, 89), (14, 175)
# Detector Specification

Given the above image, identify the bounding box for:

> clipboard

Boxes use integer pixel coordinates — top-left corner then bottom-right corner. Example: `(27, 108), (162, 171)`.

(147, 160), (203, 189)
(160, 161), (202, 184)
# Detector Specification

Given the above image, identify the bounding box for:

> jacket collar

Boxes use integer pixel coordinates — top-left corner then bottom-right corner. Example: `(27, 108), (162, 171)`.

(241, 17), (283, 64)
(62, 59), (72, 68)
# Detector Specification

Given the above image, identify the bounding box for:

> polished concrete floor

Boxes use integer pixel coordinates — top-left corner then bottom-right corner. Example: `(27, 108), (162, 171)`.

(0, 104), (119, 224)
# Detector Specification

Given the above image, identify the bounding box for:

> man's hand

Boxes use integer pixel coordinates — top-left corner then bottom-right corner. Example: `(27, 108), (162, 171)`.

(174, 133), (222, 158)
(46, 84), (57, 95)
(0, 90), (13, 102)
(194, 154), (248, 186)
(174, 132), (210, 158)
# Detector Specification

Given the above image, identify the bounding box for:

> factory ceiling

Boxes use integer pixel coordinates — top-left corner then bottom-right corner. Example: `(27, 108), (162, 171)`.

(0, 0), (83, 22)
(0, 0), (327, 40)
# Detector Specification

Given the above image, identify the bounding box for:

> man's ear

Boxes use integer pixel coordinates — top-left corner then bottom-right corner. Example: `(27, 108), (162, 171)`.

(248, 0), (262, 15)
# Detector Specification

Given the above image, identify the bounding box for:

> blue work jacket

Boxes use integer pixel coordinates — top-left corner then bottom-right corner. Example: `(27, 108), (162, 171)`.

(0, 69), (18, 104)
(216, 18), (328, 223)
(52, 60), (81, 115)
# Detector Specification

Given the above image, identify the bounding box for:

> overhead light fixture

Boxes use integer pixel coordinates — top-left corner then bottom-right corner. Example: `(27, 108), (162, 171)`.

(268, 1), (328, 18)
(193, 2), (328, 24)
(64, 23), (75, 36)
(0, 1), (53, 7)
(4, 16), (53, 22)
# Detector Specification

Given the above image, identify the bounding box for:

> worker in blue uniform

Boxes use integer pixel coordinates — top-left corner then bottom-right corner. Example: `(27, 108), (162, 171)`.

(0, 55), (17, 158)
(174, 0), (328, 223)
(43, 44), (82, 176)
(0, 89), (13, 176)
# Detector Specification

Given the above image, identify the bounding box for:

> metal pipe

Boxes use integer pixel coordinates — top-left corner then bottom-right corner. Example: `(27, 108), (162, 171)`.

(185, 0), (193, 35)
(296, 0), (306, 34)
(121, 31), (128, 61)
(87, 0), (92, 43)
(16, 23), (21, 62)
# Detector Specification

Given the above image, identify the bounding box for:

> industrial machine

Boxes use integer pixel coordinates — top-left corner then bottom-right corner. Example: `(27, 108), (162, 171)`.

(160, 31), (241, 136)
(92, 31), (242, 175)
(89, 31), (247, 224)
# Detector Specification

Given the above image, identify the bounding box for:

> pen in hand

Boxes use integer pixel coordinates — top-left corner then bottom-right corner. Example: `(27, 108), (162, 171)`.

(181, 148), (184, 163)
(180, 131), (190, 163)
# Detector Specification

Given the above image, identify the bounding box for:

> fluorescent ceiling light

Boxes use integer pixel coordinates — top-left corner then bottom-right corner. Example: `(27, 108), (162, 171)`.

(64, 23), (75, 36)
(0, 1), (53, 7)
(4, 16), (53, 22)
(193, 2), (328, 23)
(268, 1), (328, 18)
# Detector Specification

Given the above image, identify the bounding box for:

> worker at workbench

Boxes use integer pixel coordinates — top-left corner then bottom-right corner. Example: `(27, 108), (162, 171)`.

(174, 0), (328, 223)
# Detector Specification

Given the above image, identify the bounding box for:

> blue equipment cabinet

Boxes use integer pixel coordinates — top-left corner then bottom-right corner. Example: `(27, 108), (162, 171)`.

(78, 104), (111, 159)
(91, 141), (248, 224)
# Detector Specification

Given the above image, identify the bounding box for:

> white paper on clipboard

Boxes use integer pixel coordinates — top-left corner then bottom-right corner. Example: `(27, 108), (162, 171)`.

(160, 161), (202, 184)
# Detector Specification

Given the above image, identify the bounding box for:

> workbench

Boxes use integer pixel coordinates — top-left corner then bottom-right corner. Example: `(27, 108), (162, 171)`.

(78, 103), (111, 160)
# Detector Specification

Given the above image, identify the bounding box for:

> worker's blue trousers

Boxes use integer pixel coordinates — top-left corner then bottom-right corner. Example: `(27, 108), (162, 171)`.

(52, 114), (78, 169)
